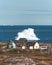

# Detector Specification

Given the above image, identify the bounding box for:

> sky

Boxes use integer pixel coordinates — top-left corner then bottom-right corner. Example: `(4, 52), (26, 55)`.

(0, 0), (52, 25)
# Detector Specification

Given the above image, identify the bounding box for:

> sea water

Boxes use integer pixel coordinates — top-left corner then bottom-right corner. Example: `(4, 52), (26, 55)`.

(0, 25), (52, 43)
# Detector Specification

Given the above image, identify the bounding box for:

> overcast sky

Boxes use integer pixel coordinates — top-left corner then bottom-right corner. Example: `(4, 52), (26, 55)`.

(0, 0), (52, 25)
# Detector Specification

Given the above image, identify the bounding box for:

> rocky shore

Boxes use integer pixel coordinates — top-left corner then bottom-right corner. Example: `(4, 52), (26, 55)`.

(0, 42), (52, 65)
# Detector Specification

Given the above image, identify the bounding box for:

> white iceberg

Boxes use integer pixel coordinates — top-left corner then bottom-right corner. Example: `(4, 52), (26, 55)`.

(15, 28), (40, 41)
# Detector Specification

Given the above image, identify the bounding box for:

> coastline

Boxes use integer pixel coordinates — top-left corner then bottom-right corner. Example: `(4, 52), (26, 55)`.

(0, 42), (52, 65)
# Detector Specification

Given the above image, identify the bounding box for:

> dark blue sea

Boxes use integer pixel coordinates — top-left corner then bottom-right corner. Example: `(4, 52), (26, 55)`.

(0, 25), (52, 43)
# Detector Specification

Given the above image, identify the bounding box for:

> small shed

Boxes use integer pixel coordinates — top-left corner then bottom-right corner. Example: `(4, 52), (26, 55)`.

(40, 46), (47, 50)
(29, 46), (34, 50)
(34, 42), (39, 49)
(22, 46), (26, 49)
(7, 41), (16, 49)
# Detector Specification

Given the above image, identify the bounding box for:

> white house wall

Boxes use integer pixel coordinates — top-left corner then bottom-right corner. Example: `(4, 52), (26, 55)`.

(34, 42), (40, 49)
(12, 42), (16, 48)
